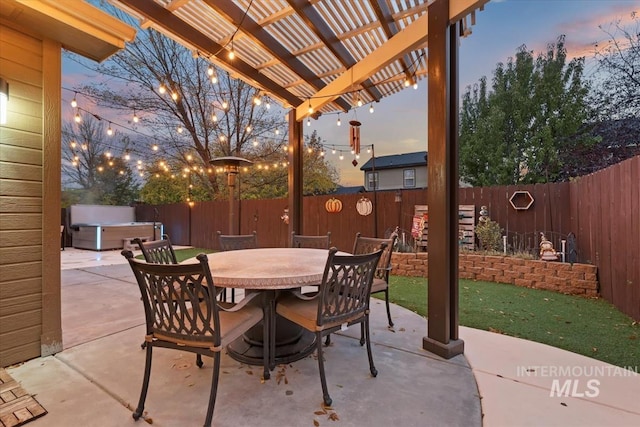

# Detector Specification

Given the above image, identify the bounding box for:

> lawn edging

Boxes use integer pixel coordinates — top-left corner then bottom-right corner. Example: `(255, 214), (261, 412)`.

(391, 252), (598, 296)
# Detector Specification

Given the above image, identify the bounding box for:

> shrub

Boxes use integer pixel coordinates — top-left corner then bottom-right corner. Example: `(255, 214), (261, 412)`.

(475, 220), (503, 251)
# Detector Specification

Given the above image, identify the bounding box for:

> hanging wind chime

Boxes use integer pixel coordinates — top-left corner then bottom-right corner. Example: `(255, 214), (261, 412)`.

(349, 120), (361, 166)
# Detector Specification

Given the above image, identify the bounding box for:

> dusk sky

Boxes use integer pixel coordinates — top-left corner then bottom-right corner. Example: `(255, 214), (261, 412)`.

(62, 0), (639, 186)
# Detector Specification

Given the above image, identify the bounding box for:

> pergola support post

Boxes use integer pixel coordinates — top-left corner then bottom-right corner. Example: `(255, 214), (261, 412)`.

(422, 0), (464, 359)
(288, 110), (303, 237)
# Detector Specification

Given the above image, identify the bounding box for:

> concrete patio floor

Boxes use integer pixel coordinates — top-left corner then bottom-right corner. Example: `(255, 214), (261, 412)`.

(6, 248), (640, 426)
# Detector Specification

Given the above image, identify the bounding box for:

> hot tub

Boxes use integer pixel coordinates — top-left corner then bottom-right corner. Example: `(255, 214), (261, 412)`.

(71, 222), (164, 251)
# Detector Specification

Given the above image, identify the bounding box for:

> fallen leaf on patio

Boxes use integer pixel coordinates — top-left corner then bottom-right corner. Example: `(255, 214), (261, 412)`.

(285, 390), (293, 396)
(144, 417), (153, 424)
(328, 412), (339, 421)
(336, 384), (343, 388)
(592, 347), (598, 352)
(560, 402), (567, 407)
(313, 420), (320, 426)
(321, 403), (333, 411)
(246, 370), (254, 375)
(399, 327), (405, 332)
(387, 326), (395, 332)
(314, 411), (326, 416)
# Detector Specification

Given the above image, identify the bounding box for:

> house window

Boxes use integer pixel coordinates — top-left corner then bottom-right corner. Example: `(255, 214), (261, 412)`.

(367, 172), (378, 190)
(404, 169), (415, 188)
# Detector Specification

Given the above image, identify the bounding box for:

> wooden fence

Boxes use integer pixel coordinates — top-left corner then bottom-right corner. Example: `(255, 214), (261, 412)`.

(129, 156), (638, 320)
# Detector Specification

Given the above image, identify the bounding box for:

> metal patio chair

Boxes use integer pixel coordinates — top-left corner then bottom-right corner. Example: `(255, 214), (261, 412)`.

(291, 231), (331, 249)
(275, 246), (384, 406)
(216, 231), (258, 302)
(122, 251), (266, 427)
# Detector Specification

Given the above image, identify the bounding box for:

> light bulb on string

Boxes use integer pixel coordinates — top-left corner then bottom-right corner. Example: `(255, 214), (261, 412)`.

(82, 143), (88, 150)
(275, 128), (279, 135)
(107, 123), (113, 136)
(337, 115), (341, 126)
(152, 144), (159, 151)
(212, 114), (218, 122)
(74, 111), (82, 123)
(253, 139), (258, 147)
(70, 93), (77, 108)
(158, 83), (167, 94)
(105, 151), (112, 158)
(332, 148), (336, 154)
(228, 39), (235, 60)
(177, 125), (183, 133)
(207, 65), (214, 76)
(211, 75), (218, 84)
(246, 125), (252, 133)
(339, 154), (344, 160)
(171, 91), (179, 101)
(265, 99), (271, 109)
(320, 150), (325, 157)
(369, 103), (374, 114)
(413, 82), (418, 90)
(70, 141), (77, 149)
(222, 100), (228, 110)
(132, 110), (139, 123)
(307, 100), (313, 115)
(307, 118), (310, 126)
(124, 152), (130, 161)
(404, 78), (411, 87)
(254, 96), (261, 106)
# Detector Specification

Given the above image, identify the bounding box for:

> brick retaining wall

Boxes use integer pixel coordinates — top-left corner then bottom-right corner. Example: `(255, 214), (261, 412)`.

(390, 253), (599, 296)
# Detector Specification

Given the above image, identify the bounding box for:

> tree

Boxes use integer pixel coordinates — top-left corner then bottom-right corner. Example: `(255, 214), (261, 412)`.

(67, 2), (338, 201)
(62, 113), (139, 205)
(591, 11), (640, 120)
(459, 36), (595, 186)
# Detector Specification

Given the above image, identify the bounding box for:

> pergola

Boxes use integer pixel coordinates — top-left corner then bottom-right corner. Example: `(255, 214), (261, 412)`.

(110, 0), (490, 358)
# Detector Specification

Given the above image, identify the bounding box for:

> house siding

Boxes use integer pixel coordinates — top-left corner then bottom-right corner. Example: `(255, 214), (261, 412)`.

(0, 22), (62, 367)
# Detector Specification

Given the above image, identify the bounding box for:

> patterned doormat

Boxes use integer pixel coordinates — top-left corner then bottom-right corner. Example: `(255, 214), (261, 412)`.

(0, 369), (47, 427)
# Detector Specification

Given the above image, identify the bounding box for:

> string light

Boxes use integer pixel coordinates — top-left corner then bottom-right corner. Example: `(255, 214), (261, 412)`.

(152, 144), (159, 151)
(228, 39), (235, 60)
(265, 98), (271, 109)
(404, 78), (411, 87)
(253, 95), (261, 106)
(222, 100), (229, 110)
(132, 110), (139, 123)
(70, 93), (77, 108)
(211, 75), (218, 84)
(212, 114), (218, 122)
(74, 111), (81, 123)
(275, 128), (279, 135)
(158, 83), (166, 94)
(171, 91), (179, 101)
(307, 118), (310, 126)
(369, 103), (374, 114)
(70, 141), (77, 149)
(337, 115), (341, 126)
(253, 139), (258, 147)
(207, 65), (214, 76)
(246, 125), (252, 132)
(107, 122), (113, 136)
(308, 99), (313, 115)
(177, 125), (183, 133)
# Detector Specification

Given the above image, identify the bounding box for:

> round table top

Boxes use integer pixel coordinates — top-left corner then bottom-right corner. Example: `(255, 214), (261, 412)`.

(185, 248), (333, 289)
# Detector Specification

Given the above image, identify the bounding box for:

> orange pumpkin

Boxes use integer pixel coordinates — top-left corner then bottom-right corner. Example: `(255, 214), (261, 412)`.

(356, 197), (373, 216)
(325, 197), (343, 213)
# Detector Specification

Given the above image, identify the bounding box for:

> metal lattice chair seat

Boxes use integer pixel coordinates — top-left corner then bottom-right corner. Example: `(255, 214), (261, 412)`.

(275, 246), (384, 406)
(122, 251), (267, 427)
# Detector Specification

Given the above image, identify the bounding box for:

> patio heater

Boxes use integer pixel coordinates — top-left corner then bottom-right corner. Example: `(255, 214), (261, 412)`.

(210, 156), (253, 234)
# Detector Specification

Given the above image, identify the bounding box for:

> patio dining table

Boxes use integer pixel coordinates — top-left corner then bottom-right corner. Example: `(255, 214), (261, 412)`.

(185, 247), (335, 376)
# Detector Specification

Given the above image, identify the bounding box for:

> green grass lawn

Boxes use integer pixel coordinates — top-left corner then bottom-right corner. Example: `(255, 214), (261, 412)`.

(385, 276), (639, 370)
(171, 249), (638, 370)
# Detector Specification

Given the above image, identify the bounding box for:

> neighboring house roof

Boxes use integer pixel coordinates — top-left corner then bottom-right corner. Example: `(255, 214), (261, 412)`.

(360, 151), (428, 172)
(332, 185), (366, 195)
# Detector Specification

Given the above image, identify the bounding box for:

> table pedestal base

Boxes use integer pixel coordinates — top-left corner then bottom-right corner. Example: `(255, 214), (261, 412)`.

(227, 315), (316, 367)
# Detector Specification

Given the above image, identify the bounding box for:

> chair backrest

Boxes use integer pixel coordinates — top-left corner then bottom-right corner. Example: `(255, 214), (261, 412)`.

(352, 231), (397, 282)
(316, 247), (384, 327)
(136, 235), (178, 264)
(122, 250), (222, 348)
(291, 232), (331, 249)
(217, 231), (258, 251)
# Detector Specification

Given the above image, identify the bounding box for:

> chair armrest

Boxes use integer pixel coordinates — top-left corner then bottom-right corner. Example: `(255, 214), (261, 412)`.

(217, 291), (261, 312)
(288, 288), (319, 301)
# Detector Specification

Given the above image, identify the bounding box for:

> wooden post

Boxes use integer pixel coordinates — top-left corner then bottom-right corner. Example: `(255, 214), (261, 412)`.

(288, 110), (303, 236)
(422, 0), (464, 359)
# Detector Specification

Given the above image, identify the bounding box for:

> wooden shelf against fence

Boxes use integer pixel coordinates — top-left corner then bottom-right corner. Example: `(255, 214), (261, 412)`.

(413, 205), (476, 251)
